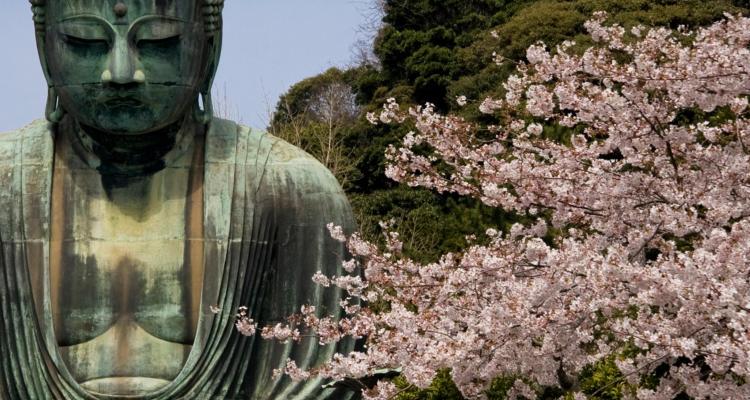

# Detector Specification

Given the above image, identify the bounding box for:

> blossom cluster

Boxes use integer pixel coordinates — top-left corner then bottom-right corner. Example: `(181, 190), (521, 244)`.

(254, 14), (750, 399)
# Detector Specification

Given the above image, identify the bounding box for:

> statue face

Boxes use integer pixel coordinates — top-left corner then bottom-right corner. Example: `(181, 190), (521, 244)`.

(44, 1), (210, 134)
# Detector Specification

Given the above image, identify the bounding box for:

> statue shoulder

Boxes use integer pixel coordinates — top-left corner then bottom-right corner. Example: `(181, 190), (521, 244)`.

(0, 119), (51, 162)
(0, 120), (53, 241)
(0, 119), (52, 176)
(234, 123), (345, 195)
(235, 123), (355, 229)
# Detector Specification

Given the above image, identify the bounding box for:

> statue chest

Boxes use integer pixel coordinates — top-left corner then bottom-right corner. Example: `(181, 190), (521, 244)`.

(49, 140), (205, 390)
(55, 204), (194, 346)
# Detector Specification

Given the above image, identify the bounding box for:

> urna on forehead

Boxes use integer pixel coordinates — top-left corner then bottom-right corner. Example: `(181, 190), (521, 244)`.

(45, 0), (202, 21)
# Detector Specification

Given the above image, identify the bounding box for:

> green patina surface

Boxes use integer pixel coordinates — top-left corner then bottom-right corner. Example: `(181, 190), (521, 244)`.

(0, 1), (358, 399)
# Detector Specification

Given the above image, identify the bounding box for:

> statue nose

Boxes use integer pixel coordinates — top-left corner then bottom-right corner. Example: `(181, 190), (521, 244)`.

(101, 37), (145, 85)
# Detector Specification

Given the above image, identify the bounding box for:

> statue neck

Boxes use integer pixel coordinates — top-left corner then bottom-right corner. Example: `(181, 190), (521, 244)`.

(64, 116), (200, 177)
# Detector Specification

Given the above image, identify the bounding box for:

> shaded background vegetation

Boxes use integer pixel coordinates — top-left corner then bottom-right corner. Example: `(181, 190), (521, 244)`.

(269, 1), (749, 398)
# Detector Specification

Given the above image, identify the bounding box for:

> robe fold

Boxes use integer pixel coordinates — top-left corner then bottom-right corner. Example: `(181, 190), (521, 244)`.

(0, 118), (357, 399)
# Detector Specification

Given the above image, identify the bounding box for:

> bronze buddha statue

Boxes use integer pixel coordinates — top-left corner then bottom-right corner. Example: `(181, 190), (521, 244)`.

(0, 1), (357, 399)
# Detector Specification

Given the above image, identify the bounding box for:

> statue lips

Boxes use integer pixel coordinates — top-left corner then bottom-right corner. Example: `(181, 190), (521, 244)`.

(104, 97), (144, 108)
(99, 93), (146, 109)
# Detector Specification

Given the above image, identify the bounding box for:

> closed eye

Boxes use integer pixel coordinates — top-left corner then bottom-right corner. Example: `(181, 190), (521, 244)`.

(137, 34), (182, 49)
(130, 15), (185, 49)
(57, 16), (112, 47)
(63, 34), (109, 47)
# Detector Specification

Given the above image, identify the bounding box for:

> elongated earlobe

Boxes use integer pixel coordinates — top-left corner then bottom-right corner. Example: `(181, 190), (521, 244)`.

(195, 91), (214, 124)
(45, 87), (64, 123)
(198, 0), (224, 126)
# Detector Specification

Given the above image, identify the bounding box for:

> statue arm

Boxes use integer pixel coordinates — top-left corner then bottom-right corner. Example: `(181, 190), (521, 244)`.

(241, 135), (359, 400)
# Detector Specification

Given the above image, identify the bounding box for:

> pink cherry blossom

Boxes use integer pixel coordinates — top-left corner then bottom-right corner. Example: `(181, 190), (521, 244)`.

(245, 13), (750, 400)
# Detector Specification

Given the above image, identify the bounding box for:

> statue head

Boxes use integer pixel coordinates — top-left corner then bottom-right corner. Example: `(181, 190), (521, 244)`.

(30, 0), (224, 134)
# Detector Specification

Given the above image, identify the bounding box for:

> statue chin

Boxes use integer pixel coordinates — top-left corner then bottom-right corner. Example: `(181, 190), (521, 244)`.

(88, 115), (176, 136)
(56, 84), (199, 136)
(89, 110), (162, 135)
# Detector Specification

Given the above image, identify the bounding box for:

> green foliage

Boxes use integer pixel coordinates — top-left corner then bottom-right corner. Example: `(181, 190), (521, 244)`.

(390, 371), (567, 400)
(385, 356), (633, 400)
(350, 187), (515, 262)
(270, 67), (364, 188)
(373, 0), (532, 109)
(578, 357), (628, 400)
(485, 376), (519, 399)
(452, 0), (748, 118)
(353, 0), (748, 195)
(271, 67), (362, 128)
(392, 370), (465, 400)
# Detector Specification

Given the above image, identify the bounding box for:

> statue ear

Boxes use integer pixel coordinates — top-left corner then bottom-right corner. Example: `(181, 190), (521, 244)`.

(195, 29), (222, 124)
(35, 35), (65, 122)
(196, 0), (224, 124)
(30, 1), (51, 82)
(30, 1), (64, 122)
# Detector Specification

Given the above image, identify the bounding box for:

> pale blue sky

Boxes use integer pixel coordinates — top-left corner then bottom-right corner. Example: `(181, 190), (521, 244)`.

(0, 1), (370, 132)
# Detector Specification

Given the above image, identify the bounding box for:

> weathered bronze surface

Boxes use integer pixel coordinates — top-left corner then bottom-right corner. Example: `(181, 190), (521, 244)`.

(0, 1), (357, 399)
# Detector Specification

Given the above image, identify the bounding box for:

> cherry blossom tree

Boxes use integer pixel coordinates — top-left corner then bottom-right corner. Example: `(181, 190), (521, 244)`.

(239, 12), (750, 399)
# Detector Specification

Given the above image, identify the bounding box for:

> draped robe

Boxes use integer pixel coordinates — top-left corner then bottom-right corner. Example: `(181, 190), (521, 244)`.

(0, 118), (357, 399)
